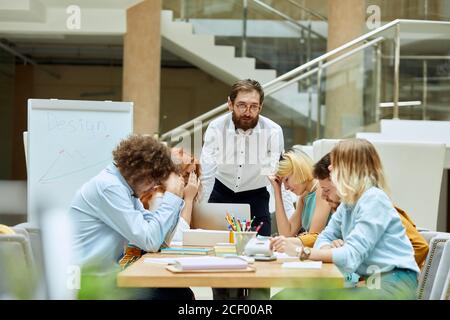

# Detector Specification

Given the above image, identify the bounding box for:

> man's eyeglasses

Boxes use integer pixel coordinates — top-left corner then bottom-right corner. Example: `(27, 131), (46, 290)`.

(235, 103), (260, 113)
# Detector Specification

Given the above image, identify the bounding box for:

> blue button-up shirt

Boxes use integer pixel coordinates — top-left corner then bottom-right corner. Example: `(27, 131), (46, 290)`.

(315, 187), (420, 277)
(69, 163), (183, 272)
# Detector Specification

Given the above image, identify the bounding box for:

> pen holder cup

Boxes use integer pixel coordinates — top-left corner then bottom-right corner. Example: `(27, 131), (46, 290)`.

(233, 231), (257, 255)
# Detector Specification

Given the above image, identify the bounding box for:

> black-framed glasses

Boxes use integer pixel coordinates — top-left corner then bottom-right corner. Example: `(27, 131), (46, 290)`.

(235, 103), (260, 113)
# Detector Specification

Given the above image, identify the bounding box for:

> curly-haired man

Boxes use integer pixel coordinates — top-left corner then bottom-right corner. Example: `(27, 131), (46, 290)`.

(69, 135), (193, 299)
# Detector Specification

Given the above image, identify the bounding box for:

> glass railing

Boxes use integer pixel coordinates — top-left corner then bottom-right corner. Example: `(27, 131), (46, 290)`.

(166, 0), (450, 25)
(379, 21), (450, 122)
(160, 20), (450, 153)
(261, 36), (383, 144)
(163, 0), (327, 22)
(162, 0), (328, 75)
(160, 0), (329, 136)
(366, 0), (450, 22)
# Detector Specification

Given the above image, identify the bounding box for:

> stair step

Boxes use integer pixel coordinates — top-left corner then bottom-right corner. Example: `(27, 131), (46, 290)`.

(251, 69), (277, 84)
(162, 21), (193, 37)
(232, 57), (256, 69)
(160, 10), (318, 119)
(169, 21), (193, 34)
(213, 45), (236, 59)
(176, 34), (215, 48)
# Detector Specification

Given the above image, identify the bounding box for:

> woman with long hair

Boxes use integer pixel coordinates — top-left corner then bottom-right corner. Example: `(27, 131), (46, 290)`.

(272, 139), (419, 299)
(268, 148), (331, 247)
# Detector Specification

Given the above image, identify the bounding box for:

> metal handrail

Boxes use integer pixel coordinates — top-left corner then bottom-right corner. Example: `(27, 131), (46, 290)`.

(265, 37), (385, 95)
(251, 0), (326, 40)
(160, 19), (450, 141)
(162, 36), (385, 142)
(286, 0), (327, 22)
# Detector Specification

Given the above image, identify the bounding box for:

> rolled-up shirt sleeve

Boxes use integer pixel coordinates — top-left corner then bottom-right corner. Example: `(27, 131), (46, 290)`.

(200, 125), (219, 202)
(267, 126), (284, 175)
(97, 186), (183, 252)
(331, 196), (393, 274)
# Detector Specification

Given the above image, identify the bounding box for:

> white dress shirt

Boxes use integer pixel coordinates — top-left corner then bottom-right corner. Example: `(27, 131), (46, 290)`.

(200, 112), (293, 215)
(267, 185), (297, 218)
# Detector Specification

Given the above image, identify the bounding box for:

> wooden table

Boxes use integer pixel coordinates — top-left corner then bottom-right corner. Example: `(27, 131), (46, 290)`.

(117, 252), (345, 289)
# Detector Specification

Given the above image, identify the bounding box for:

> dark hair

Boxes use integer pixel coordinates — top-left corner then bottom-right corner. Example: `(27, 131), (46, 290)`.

(228, 79), (264, 105)
(112, 134), (176, 188)
(313, 153), (331, 180)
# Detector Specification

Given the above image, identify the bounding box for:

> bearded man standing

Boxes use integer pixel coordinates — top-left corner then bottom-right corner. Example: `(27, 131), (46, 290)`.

(201, 79), (285, 237)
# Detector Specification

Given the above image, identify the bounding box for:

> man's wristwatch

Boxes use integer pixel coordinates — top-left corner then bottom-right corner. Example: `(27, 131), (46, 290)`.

(299, 247), (312, 261)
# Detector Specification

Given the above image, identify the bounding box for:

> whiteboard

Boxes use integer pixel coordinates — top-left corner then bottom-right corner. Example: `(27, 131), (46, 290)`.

(27, 99), (133, 223)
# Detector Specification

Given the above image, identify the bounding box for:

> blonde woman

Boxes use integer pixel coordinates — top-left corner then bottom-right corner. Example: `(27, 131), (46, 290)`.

(268, 148), (331, 247)
(272, 139), (419, 300)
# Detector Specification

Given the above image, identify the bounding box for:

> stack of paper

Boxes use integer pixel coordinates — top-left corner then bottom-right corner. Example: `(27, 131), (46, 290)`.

(173, 257), (248, 271)
(214, 243), (237, 257)
(160, 247), (213, 255)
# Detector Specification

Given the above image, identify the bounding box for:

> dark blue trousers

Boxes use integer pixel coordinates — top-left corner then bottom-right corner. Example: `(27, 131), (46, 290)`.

(209, 179), (271, 300)
(208, 179), (271, 236)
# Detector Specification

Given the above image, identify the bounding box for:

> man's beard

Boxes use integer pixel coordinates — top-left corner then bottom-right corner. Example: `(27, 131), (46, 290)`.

(232, 111), (259, 131)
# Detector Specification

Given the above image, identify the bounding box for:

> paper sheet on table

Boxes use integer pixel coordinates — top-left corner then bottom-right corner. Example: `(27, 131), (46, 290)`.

(282, 261), (323, 269)
(143, 256), (251, 267)
(274, 252), (298, 262)
(144, 258), (178, 265)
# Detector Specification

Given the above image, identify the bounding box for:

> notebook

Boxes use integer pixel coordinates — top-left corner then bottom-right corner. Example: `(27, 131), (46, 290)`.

(171, 256), (248, 271)
(214, 244), (237, 257)
(160, 247), (213, 255)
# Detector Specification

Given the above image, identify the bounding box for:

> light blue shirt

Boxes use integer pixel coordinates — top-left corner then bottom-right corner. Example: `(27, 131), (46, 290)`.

(315, 187), (419, 277)
(69, 163), (184, 272)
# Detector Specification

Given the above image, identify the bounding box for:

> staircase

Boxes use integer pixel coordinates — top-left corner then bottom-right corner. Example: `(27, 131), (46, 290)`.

(160, 10), (320, 124)
(160, 18), (450, 147)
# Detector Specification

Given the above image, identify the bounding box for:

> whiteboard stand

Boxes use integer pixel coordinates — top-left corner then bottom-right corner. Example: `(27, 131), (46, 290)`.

(27, 99), (133, 224)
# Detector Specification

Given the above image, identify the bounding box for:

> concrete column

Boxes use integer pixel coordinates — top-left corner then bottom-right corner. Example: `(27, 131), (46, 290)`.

(324, 0), (366, 139)
(123, 0), (162, 135)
